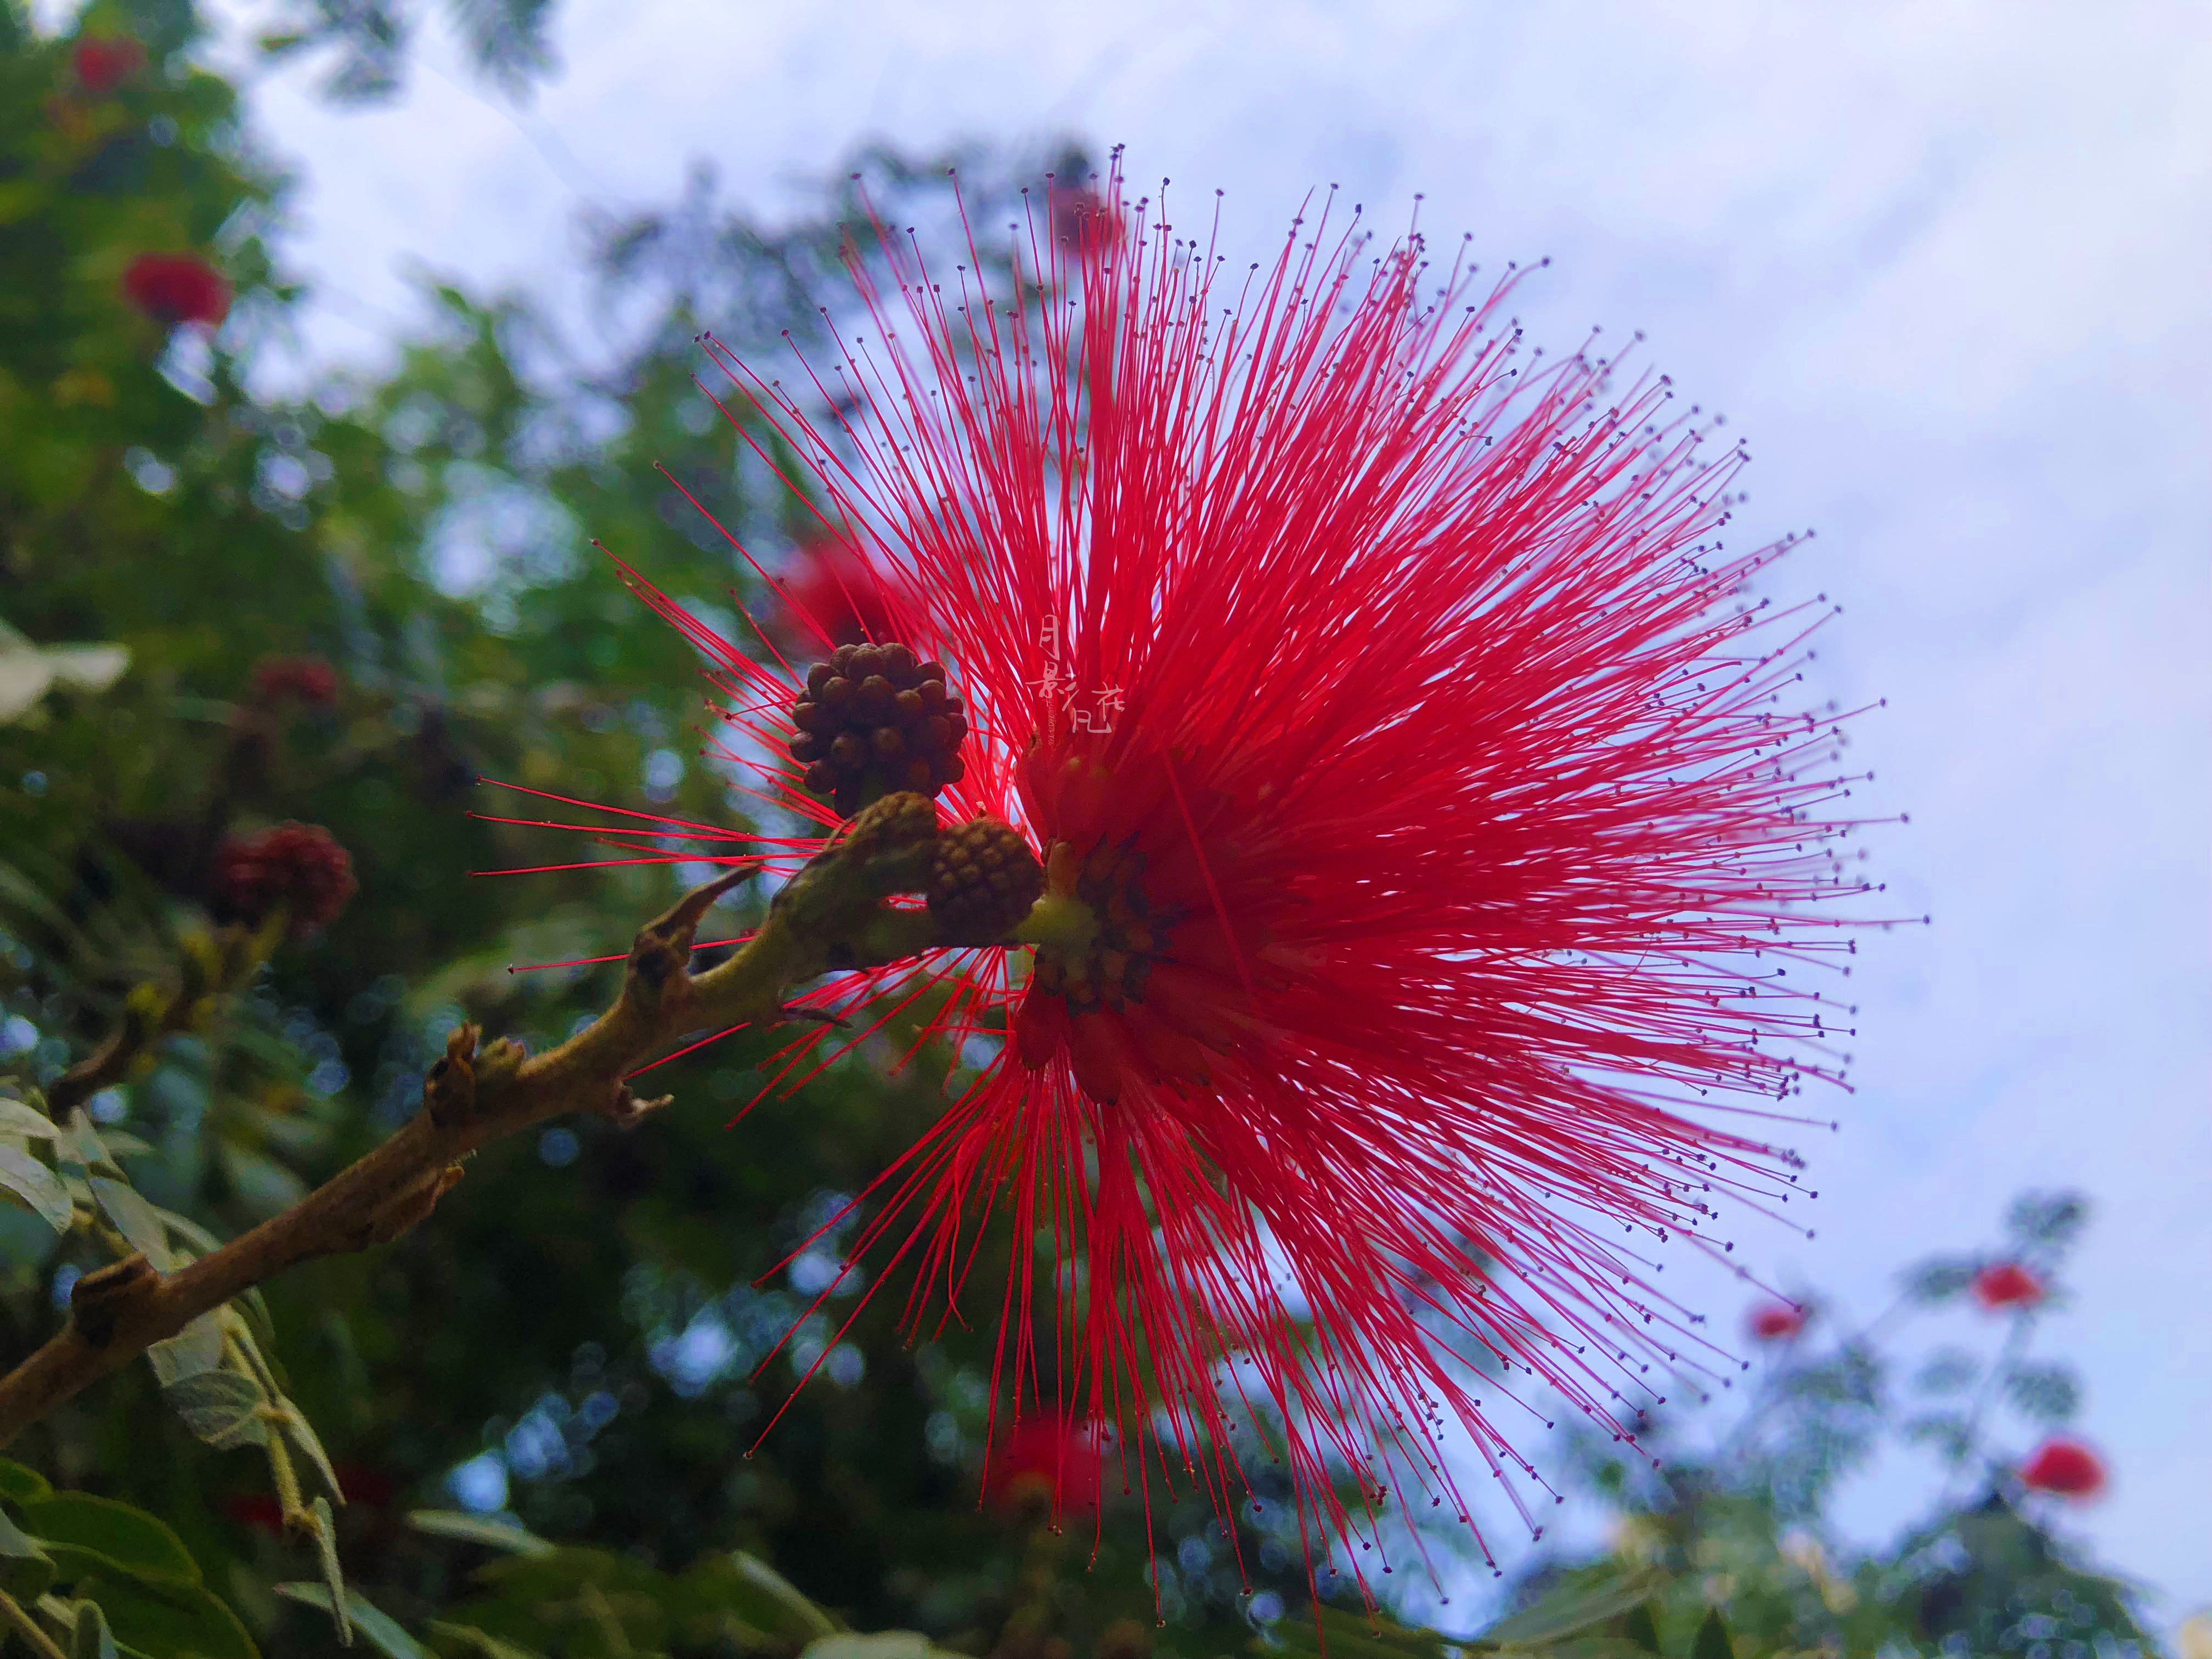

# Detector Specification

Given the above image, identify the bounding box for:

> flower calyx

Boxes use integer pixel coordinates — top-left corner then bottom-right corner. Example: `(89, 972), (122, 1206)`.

(790, 642), (967, 819)
(1025, 837), (1173, 1013)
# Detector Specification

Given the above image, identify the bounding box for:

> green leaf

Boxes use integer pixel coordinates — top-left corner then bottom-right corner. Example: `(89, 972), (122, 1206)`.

(405, 1510), (554, 1556)
(19, 1494), (201, 1589)
(146, 1313), (223, 1386)
(71, 1572), (256, 1659)
(425, 1623), (545, 1659)
(802, 1637), (967, 1659)
(277, 1584), (426, 1658)
(309, 1498), (351, 1646)
(1264, 1607), (1446, 1659)
(1618, 1603), (1663, 1655)
(86, 1178), (172, 1270)
(2005, 1190), (2086, 1248)
(92, 1131), (153, 1160)
(1482, 1570), (1668, 1647)
(61, 1114), (117, 1176)
(715, 1550), (839, 1639)
(1899, 1256), (1976, 1304)
(0, 1144), (74, 1232)
(0, 1099), (63, 1140)
(2005, 1362), (2082, 1424)
(161, 1370), (267, 1449)
(215, 1144), (311, 1218)
(1913, 1348), (1980, 1395)
(70, 1599), (119, 1659)
(0, 1502), (57, 1601)
(1690, 1610), (1734, 1659)
(278, 1402), (346, 1509)
(0, 1458), (54, 1504)
(151, 1208), (224, 1255)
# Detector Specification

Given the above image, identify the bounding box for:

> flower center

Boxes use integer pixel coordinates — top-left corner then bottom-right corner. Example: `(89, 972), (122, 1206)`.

(1028, 838), (1176, 1012)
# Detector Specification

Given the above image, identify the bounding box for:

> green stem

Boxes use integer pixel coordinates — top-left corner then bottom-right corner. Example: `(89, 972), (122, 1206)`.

(0, 1588), (67, 1659)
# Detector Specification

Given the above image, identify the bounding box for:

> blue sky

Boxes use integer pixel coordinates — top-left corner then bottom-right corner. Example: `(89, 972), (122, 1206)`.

(170, 0), (2212, 1626)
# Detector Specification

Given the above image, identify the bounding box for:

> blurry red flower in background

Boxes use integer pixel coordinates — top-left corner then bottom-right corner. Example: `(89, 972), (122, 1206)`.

(71, 35), (145, 94)
(1047, 182), (1124, 257)
(1748, 1301), (1808, 1341)
(773, 535), (902, 652)
(2018, 1437), (2107, 1499)
(598, 159), (1881, 1596)
(121, 253), (231, 329)
(224, 1463), (394, 1534)
(1970, 1261), (2044, 1311)
(213, 822), (357, 936)
(985, 1416), (1104, 1521)
(251, 653), (342, 707)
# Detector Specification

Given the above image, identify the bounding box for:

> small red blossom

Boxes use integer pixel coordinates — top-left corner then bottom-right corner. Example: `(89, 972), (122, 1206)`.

(774, 535), (903, 652)
(252, 654), (342, 707)
(213, 822), (357, 936)
(1048, 181), (1124, 257)
(2018, 1437), (2106, 1499)
(583, 160), (1881, 1597)
(1748, 1301), (1807, 1340)
(121, 253), (232, 329)
(224, 1462), (394, 1534)
(985, 1416), (1103, 1520)
(1970, 1261), (2044, 1310)
(71, 35), (146, 94)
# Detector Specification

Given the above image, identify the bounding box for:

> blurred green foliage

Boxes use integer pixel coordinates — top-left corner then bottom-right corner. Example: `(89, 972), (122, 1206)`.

(0, 3), (2176, 1656)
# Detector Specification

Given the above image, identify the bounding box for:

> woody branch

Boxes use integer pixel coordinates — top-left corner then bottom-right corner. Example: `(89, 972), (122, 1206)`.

(0, 792), (1001, 1449)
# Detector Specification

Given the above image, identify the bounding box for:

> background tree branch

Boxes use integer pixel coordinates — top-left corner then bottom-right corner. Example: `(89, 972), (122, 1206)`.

(0, 793), (964, 1449)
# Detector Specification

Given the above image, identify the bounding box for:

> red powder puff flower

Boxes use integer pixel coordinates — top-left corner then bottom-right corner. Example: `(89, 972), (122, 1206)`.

(1748, 1301), (1807, 1340)
(2018, 1437), (2106, 1499)
(71, 35), (146, 94)
(251, 654), (342, 707)
(583, 160), (1879, 1595)
(1970, 1261), (2044, 1310)
(774, 535), (904, 652)
(1049, 181), (1124, 257)
(213, 822), (357, 936)
(121, 253), (232, 329)
(224, 1462), (394, 1534)
(986, 1416), (1104, 1521)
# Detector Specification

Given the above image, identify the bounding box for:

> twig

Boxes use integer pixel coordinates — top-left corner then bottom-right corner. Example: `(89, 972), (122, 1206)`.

(42, 915), (283, 1118)
(0, 792), (981, 1447)
(0, 1587), (68, 1659)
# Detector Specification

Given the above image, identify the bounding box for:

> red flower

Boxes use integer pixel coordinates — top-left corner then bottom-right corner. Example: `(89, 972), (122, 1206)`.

(774, 535), (903, 652)
(251, 654), (342, 707)
(1047, 180), (1124, 257)
(224, 1462), (394, 1534)
(71, 35), (146, 94)
(121, 253), (232, 329)
(1970, 1261), (2043, 1310)
(213, 822), (357, 936)
(605, 161), (1876, 1593)
(2018, 1437), (2106, 1499)
(986, 1416), (1104, 1521)
(1748, 1301), (1807, 1340)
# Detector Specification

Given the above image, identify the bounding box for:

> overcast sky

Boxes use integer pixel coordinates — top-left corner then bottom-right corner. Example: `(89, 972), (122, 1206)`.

(177, 0), (2212, 1627)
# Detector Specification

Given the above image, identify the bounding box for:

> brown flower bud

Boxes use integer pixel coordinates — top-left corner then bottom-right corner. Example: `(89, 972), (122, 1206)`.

(791, 640), (968, 818)
(930, 819), (1045, 944)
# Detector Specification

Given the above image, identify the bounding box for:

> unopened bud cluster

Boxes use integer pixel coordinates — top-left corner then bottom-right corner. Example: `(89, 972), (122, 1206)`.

(930, 819), (1045, 944)
(790, 643), (967, 818)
